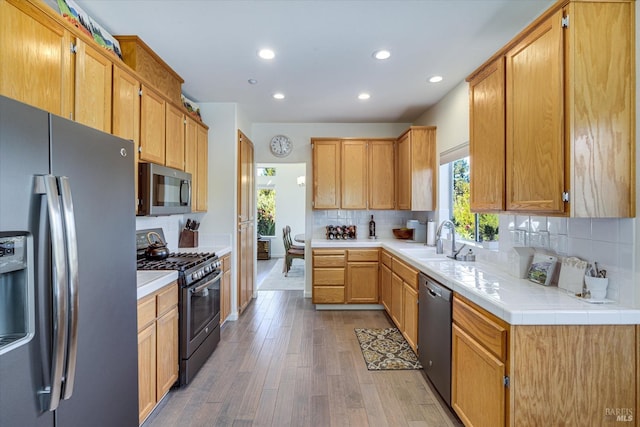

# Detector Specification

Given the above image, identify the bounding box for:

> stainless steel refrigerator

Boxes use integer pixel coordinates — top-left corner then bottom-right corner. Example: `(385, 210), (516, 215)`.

(0, 96), (138, 426)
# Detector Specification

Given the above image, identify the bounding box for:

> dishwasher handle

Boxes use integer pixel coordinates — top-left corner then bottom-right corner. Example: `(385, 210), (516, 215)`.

(420, 273), (452, 302)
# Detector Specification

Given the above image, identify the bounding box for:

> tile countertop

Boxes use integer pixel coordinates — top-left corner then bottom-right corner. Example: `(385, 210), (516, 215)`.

(311, 238), (640, 325)
(137, 270), (179, 300)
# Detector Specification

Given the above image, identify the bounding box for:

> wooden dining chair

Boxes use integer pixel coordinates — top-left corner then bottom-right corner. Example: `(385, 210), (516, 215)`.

(283, 225), (304, 276)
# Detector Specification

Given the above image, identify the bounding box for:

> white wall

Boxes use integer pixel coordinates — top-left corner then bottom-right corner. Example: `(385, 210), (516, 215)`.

(256, 163), (306, 257)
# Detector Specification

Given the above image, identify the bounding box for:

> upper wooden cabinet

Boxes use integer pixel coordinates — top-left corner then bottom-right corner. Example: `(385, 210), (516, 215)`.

(469, 0), (635, 217)
(165, 103), (185, 171)
(313, 138), (396, 210)
(396, 127), (437, 211)
(139, 84), (166, 165)
(0, 0), (73, 118)
(238, 131), (254, 222)
(195, 124), (209, 212)
(73, 38), (113, 132)
(468, 57), (505, 212)
(313, 140), (341, 209)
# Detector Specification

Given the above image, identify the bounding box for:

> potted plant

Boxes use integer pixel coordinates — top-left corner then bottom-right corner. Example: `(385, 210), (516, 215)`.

(481, 223), (499, 249)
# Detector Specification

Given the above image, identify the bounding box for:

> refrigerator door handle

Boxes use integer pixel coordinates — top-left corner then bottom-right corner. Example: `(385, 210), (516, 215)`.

(36, 175), (69, 412)
(59, 176), (79, 400)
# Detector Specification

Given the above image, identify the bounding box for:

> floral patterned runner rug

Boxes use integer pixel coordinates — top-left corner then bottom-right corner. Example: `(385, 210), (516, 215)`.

(354, 328), (422, 370)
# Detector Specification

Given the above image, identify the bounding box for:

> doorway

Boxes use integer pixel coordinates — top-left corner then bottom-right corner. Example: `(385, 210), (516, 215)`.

(256, 163), (306, 289)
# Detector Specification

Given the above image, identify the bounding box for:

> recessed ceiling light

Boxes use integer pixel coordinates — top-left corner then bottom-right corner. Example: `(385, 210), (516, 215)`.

(429, 75), (443, 83)
(273, 93), (285, 100)
(358, 93), (371, 100)
(372, 50), (391, 60)
(258, 48), (275, 60)
(248, 78), (258, 85)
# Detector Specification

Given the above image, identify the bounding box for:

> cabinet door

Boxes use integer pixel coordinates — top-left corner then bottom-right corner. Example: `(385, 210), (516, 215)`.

(165, 103), (185, 170)
(195, 124), (209, 212)
(140, 84), (166, 164)
(396, 132), (411, 210)
(402, 283), (418, 351)
(452, 323), (506, 427)
(341, 140), (367, 209)
(221, 256), (231, 323)
(238, 132), (253, 221)
(184, 117), (198, 206)
(390, 272), (404, 329)
(156, 306), (178, 399)
(237, 222), (255, 313)
(138, 322), (157, 424)
(380, 263), (392, 312)
(346, 262), (378, 303)
(312, 140), (341, 209)
(506, 10), (564, 214)
(369, 139), (395, 209)
(112, 65), (140, 212)
(469, 58), (505, 212)
(74, 39), (112, 132)
(0, 0), (73, 118)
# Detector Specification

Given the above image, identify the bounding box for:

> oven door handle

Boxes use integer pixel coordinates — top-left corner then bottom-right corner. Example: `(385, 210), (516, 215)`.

(191, 270), (223, 294)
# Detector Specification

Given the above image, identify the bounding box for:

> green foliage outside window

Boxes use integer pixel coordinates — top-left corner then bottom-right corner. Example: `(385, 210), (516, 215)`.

(451, 158), (499, 242)
(257, 189), (276, 236)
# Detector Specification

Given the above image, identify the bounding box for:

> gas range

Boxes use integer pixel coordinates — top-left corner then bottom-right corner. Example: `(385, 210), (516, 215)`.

(136, 229), (220, 287)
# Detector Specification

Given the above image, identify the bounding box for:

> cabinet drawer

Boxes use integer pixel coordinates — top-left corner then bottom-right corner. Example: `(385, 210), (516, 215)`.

(313, 249), (345, 267)
(347, 249), (379, 262)
(156, 282), (178, 316)
(453, 295), (508, 361)
(222, 254), (231, 272)
(137, 295), (156, 332)
(313, 268), (345, 285)
(391, 258), (418, 289)
(313, 286), (345, 304)
(380, 250), (392, 268)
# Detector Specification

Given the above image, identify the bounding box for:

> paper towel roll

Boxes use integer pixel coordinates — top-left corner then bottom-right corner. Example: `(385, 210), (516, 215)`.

(426, 221), (436, 246)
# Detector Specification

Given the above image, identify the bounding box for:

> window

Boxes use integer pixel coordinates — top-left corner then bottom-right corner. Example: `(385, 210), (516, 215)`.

(257, 189), (275, 236)
(440, 152), (498, 245)
(257, 167), (276, 177)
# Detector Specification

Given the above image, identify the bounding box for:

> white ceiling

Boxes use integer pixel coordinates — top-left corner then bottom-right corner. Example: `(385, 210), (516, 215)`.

(75, 0), (555, 123)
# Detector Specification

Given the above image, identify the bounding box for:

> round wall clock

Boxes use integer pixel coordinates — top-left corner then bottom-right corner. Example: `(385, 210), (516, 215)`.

(270, 134), (293, 157)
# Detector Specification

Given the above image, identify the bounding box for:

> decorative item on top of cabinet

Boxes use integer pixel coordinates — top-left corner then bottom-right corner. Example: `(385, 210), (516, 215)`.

(467, 0), (635, 217)
(396, 127), (437, 211)
(467, 56), (505, 212)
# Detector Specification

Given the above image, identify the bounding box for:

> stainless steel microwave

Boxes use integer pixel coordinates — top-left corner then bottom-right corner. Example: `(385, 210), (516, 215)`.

(138, 162), (192, 216)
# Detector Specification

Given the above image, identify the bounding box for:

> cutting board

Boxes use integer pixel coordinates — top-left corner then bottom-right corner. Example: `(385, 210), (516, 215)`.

(558, 257), (588, 294)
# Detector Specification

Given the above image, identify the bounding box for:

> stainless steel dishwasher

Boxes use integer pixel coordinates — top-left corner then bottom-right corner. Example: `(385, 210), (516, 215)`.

(418, 273), (452, 407)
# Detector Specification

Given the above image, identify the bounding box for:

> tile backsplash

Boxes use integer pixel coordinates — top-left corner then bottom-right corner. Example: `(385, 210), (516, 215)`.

(312, 210), (413, 239)
(495, 215), (634, 304)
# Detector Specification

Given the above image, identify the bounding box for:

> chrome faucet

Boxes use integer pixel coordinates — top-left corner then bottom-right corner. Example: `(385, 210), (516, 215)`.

(435, 220), (465, 259)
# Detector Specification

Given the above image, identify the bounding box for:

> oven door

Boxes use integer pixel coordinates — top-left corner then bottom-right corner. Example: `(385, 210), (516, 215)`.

(180, 269), (221, 359)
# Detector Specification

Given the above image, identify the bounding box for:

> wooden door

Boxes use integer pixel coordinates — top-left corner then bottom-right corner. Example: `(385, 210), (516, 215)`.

(390, 272), (404, 329)
(137, 322), (156, 424)
(380, 262), (392, 312)
(402, 283), (418, 351)
(0, 0), (73, 118)
(506, 10), (564, 214)
(140, 84), (166, 164)
(396, 132), (411, 210)
(238, 131), (253, 222)
(312, 140), (341, 209)
(112, 65), (140, 212)
(368, 139), (395, 209)
(346, 262), (378, 303)
(74, 39), (112, 132)
(156, 306), (178, 399)
(451, 323), (506, 427)
(165, 103), (185, 170)
(195, 124), (209, 212)
(341, 140), (367, 209)
(469, 57), (505, 212)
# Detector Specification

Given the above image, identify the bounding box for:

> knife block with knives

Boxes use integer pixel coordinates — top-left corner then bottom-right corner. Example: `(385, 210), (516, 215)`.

(179, 219), (199, 248)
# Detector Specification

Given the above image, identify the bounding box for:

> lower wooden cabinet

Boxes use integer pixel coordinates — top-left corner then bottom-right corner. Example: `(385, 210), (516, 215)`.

(346, 249), (379, 303)
(390, 257), (419, 351)
(137, 281), (179, 425)
(220, 253), (231, 324)
(312, 249), (346, 304)
(402, 283), (418, 350)
(379, 262), (392, 312)
(313, 248), (380, 304)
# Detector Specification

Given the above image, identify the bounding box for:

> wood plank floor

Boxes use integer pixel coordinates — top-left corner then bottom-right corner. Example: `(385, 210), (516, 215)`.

(143, 291), (462, 427)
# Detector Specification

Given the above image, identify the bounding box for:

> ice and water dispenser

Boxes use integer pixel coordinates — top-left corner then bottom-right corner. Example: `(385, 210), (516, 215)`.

(0, 232), (34, 355)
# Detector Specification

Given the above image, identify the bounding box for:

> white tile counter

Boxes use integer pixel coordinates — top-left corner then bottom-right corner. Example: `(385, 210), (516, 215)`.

(311, 238), (640, 325)
(137, 270), (178, 300)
